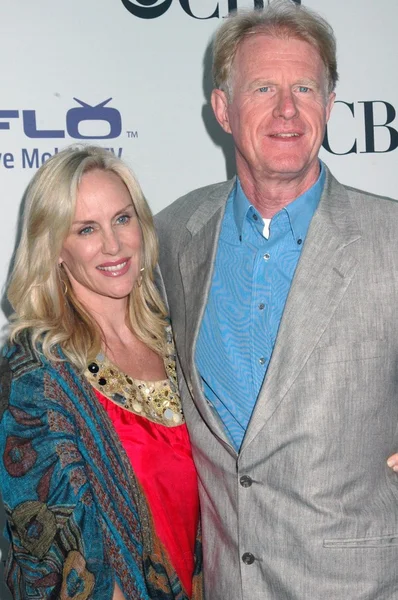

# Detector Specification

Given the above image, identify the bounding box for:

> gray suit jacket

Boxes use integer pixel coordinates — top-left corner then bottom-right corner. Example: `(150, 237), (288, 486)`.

(156, 167), (398, 599)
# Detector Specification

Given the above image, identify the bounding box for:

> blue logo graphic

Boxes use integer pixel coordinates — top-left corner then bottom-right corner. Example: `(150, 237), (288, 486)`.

(0, 98), (122, 140)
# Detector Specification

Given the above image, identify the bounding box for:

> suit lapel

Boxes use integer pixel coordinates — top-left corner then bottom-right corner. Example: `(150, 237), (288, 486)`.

(241, 170), (362, 451)
(179, 180), (236, 447)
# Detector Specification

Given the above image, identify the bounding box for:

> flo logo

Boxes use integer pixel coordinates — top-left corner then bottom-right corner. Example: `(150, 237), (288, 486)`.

(0, 98), (122, 140)
(121, 0), (300, 20)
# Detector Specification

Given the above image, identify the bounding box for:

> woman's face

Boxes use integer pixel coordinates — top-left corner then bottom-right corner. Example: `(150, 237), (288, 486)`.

(59, 169), (143, 308)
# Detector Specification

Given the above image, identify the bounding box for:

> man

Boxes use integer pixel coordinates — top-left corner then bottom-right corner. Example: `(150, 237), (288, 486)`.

(156, 2), (398, 598)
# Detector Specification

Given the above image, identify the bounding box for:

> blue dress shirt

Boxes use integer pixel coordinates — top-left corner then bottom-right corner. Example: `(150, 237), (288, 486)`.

(195, 164), (326, 450)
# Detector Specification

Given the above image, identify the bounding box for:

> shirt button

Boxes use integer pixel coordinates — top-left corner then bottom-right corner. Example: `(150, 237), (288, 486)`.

(259, 357), (265, 365)
(253, 214), (258, 221)
(258, 303), (265, 310)
(263, 253), (270, 261)
(242, 552), (255, 565)
(297, 238), (303, 245)
(240, 475), (253, 488)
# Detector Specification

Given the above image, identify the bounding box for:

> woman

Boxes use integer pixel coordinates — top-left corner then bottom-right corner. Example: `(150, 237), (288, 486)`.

(0, 146), (202, 599)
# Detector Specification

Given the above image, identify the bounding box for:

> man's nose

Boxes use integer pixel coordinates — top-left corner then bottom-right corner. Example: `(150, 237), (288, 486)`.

(272, 89), (299, 119)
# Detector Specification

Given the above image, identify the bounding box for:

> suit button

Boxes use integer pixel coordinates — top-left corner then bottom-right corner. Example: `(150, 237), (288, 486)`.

(242, 552), (255, 565)
(240, 475), (253, 488)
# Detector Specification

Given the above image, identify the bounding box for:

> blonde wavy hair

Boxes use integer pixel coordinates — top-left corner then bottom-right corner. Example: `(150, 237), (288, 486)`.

(7, 145), (168, 371)
(213, 0), (338, 99)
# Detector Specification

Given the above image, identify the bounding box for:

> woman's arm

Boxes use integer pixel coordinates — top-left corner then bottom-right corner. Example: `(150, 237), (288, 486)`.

(0, 360), (115, 599)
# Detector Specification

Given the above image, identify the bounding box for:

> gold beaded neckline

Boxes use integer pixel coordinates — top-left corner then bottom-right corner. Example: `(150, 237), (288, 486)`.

(84, 326), (184, 427)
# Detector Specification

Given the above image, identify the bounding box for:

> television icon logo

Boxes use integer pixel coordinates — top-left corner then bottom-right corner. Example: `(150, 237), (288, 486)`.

(0, 98), (122, 140)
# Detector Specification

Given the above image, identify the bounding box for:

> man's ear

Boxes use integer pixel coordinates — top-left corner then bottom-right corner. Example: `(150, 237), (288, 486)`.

(211, 89), (232, 134)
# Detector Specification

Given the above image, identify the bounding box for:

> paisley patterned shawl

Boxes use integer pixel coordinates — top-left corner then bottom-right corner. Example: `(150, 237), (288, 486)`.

(0, 331), (203, 599)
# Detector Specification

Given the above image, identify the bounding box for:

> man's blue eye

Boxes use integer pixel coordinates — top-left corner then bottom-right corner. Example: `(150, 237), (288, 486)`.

(259, 86), (269, 93)
(299, 86), (310, 93)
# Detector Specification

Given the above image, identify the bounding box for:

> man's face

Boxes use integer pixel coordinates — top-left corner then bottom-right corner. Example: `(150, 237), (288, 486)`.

(212, 34), (335, 186)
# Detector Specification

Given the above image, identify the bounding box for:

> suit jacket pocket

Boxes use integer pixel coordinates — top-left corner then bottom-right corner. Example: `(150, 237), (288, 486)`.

(316, 339), (386, 364)
(323, 533), (398, 548)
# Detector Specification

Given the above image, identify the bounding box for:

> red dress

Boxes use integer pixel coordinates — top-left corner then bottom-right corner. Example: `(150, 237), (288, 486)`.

(85, 334), (199, 597)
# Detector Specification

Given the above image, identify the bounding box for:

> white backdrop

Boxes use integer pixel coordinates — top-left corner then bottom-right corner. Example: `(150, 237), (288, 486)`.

(1, 0), (397, 595)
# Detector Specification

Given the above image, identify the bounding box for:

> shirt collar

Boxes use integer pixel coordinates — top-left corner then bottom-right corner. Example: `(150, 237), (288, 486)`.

(233, 162), (325, 242)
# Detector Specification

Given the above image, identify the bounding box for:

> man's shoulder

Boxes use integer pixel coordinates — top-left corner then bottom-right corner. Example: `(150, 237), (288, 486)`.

(156, 179), (234, 229)
(325, 169), (398, 226)
(342, 183), (398, 232)
(343, 182), (398, 209)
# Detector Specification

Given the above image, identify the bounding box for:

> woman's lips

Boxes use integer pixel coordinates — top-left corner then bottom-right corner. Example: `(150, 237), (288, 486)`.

(97, 258), (131, 277)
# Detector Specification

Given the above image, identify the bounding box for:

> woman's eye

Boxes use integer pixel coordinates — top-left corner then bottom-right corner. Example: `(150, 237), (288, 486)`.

(116, 214), (131, 225)
(78, 226), (94, 235)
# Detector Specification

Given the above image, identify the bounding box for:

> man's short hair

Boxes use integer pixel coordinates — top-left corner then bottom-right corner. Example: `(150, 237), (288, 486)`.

(212, 0), (338, 98)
